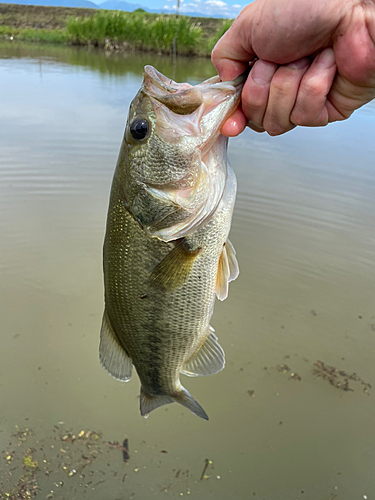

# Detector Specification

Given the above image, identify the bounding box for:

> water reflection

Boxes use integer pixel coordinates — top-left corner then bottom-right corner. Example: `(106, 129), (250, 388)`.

(0, 41), (215, 81)
(0, 41), (375, 499)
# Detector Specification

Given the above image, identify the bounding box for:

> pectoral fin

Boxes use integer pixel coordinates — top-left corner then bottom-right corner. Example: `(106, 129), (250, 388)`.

(226, 239), (239, 282)
(99, 312), (133, 382)
(149, 239), (200, 291)
(181, 326), (225, 377)
(215, 239), (239, 301)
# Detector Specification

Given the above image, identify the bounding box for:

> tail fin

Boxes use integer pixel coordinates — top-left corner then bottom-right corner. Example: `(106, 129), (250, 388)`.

(175, 387), (209, 420)
(140, 387), (209, 420)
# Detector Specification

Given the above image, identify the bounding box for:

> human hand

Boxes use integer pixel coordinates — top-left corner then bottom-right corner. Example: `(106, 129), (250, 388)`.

(211, 0), (375, 136)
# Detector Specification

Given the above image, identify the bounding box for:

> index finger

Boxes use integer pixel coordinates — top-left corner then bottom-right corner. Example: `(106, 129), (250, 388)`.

(211, 7), (256, 81)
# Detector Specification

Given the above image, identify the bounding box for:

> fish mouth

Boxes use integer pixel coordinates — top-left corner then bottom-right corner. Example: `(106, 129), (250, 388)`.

(142, 65), (245, 150)
(134, 67), (245, 241)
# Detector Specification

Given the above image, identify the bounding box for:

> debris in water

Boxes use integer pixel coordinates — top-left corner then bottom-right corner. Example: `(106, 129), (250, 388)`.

(277, 364), (290, 374)
(313, 360), (372, 394)
(200, 458), (212, 481)
(276, 364), (301, 381)
(0, 425), (133, 499)
(104, 438), (130, 463)
(23, 454), (38, 469)
(122, 439), (130, 462)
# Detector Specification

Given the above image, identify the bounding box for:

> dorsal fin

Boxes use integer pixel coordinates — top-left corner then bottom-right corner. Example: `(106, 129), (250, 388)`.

(99, 312), (132, 382)
(181, 326), (225, 377)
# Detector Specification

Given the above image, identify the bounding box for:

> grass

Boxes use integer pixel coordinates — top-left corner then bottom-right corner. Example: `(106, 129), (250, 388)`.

(207, 18), (233, 52)
(0, 4), (234, 56)
(66, 11), (202, 54)
(0, 25), (69, 44)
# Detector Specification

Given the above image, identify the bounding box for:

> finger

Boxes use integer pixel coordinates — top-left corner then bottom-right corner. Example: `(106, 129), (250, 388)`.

(211, 4), (256, 81)
(221, 108), (247, 137)
(262, 57), (310, 136)
(241, 59), (278, 131)
(290, 48), (337, 126)
(247, 122), (266, 134)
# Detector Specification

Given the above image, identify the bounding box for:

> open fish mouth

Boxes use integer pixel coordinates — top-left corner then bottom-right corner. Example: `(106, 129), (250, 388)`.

(142, 65), (246, 154)
(133, 66), (246, 241)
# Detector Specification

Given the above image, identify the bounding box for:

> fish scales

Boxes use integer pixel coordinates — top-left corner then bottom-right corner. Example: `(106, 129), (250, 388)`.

(100, 66), (245, 420)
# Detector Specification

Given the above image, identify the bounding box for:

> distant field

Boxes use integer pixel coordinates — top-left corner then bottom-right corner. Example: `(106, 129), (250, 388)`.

(0, 3), (232, 55)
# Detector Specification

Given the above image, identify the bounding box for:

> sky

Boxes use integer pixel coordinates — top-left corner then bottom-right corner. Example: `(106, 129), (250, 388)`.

(160, 0), (244, 17)
(94, 0), (248, 18)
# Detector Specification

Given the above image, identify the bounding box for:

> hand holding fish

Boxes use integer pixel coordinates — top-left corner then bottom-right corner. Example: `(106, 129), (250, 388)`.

(211, 0), (375, 136)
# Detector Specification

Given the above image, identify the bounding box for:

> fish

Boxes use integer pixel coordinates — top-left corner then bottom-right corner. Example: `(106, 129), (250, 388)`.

(100, 65), (245, 420)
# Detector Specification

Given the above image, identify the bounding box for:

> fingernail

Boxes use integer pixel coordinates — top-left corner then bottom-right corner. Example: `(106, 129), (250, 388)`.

(287, 57), (309, 70)
(316, 48), (335, 69)
(251, 60), (276, 85)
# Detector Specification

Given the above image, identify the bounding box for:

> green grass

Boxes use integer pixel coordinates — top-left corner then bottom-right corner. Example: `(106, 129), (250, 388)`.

(66, 11), (202, 54)
(0, 5), (232, 56)
(207, 18), (233, 52)
(0, 25), (69, 43)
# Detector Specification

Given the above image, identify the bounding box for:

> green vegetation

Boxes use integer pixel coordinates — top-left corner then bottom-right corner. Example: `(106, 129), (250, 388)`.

(0, 4), (234, 56)
(207, 18), (233, 52)
(0, 25), (69, 43)
(66, 11), (202, 54)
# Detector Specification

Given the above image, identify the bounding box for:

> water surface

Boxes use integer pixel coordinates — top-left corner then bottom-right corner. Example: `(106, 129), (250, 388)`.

(1, 42), (375, 499)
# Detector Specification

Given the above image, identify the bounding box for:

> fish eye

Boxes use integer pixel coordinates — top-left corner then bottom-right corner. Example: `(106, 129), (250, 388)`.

(130, 118), (149, 141)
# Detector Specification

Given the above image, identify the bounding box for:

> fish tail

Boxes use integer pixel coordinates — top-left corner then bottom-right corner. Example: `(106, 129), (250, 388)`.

(174, 387), (209, 420)
(140, 387), (209, 421)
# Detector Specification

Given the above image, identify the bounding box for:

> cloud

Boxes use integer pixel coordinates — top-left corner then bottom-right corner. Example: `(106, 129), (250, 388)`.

(162, 0), (242, 17)
(206, 0), (227, 6)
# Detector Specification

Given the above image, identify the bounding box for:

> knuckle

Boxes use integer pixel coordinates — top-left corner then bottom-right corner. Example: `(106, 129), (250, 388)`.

(210, 46), (219, 64)
(271, 74), (295, 96)
(300, 76), (326, 97)
(242, 87), (268, 113)
(246, 97), (266, 112)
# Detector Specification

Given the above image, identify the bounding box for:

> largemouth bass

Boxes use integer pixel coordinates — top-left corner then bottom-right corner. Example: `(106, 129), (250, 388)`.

(100, 66), (244, 420)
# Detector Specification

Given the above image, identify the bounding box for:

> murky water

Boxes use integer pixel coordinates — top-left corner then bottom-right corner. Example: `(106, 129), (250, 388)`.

(1, 41), (375, 499)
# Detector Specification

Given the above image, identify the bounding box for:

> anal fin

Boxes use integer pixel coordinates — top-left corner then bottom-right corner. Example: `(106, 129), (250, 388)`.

(149, 239), (200, 291)
(99, 311), (132, 382)
(181, 326), (225, 377)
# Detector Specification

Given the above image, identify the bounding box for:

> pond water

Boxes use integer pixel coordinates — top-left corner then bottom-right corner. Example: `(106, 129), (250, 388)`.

(1, 41), (375, 499)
